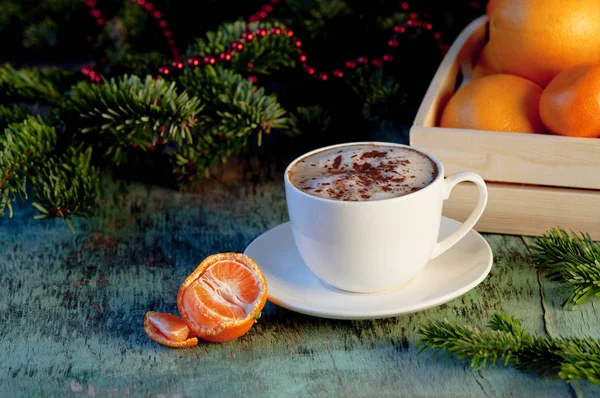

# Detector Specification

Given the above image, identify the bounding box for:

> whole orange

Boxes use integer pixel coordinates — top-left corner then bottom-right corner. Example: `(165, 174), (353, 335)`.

(440, 74), (545, 134)
(539, 64), (600, 138)
(487, 0), (600, 87)
(472, 44), (498, 80)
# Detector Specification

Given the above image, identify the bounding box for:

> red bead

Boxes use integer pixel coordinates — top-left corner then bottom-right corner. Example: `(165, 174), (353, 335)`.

(434, 32), (441, 39)
(163, 30), (172, 38)
(258, 11), (267, 18)
(144, 3), (153, 11)
(333, 69), (344, 78)
(394, 25), (406, 33)
(193, 59), (199, 66)
(345, 61), (356, 69)
(371, 59), (383, 67)
(219, 52), (232, 61)
(132, 143), (139, 148)
(357, 57), (368, 64)
(84, 0), (96, 7)
(299, 55), (307, 62)
(89, 71), (96, 77)
(96, 18), (105, 26)
(249, 15), (259, 22)
(401, 2), (409, 10)
(137, 0), (145, 4)
(388, 39), (399, 47)
(95, 75), (101, 82)
(383, 54), (394, 62)
(318, 73), (328, 81)
(256, 28), (267, 37)
(167, 39), (176, 47)
(246, 33), (255, 41)
(271, 27), (282, 35)
(231, 41), (243, 52)
(263, 4), (274, 12)
(410, 12), (418, 20)
(308, 68), (315, 75)
(158, 20), (167, 28)
(248, 75), (258, 83)
(406, 20), (414, 27)
(90, 9), (101, 17)
(425, 22), (433, 30)
(295, 40), (302, 47)
(287, 30), (294, 37)
(153, 11), (161, 18)
(177, 62), (183, 69)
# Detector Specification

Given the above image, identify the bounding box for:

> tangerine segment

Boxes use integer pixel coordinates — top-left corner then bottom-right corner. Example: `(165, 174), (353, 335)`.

(143, 311), (198, 348)
(177, 253), (268, 343)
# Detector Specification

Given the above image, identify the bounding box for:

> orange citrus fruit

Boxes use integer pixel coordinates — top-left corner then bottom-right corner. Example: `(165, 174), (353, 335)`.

(471, 44), (498, 80)
(144, 311), (198, 348)
(440, 74), (545, 134)
(486, 0), (600, 87)
(486, 0), (498, 15)
(177, 253), (268, 343)
(539, 64), (600, 138)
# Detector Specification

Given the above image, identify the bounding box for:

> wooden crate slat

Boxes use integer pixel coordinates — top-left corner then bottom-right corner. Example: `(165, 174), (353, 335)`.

(443, 182), (600, 239)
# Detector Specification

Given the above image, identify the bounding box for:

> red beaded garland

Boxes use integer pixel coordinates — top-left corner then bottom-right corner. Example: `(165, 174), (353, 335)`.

(83, 0), (447, 85)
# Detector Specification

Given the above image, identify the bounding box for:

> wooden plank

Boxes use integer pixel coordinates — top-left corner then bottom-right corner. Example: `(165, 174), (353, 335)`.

(411, 126), (600, 190)
(1, 166), (597, 396)
(410, 14), (600, 190)
(443, 182), (600, 239)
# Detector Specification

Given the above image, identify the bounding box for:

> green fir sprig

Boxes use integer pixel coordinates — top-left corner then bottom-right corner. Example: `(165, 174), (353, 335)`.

(31, 147), (99, 233)
(0, 65), (72, 105)
(0, 105), (29, 129)
(418, 313), (600, 385)
(67, 75), (203, 165)
(0, 116), (57, 217)
(187, 21), (297, 75)
(530, 227), (600, 308)
(174, 65), (288, 181)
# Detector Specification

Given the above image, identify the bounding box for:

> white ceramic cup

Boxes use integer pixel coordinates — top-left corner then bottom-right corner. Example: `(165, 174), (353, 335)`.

(284, 142), (488, 294)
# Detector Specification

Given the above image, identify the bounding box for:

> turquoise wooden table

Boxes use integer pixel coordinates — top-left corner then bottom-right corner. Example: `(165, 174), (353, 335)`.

(2, 158), (600, 397)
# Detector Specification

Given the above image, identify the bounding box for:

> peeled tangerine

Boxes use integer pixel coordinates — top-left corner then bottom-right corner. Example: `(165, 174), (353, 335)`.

(144, 253), (268, 347)
(177, 253), (268, 343)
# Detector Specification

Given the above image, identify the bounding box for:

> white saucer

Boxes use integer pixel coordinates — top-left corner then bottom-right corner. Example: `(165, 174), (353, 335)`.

(243, 217), (493, 320)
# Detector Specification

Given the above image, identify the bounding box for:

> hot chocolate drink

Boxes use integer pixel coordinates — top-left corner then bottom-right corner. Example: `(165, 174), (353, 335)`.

(288, 144), (438, 201)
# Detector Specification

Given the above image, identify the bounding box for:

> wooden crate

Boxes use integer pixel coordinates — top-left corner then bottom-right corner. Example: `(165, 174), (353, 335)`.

(410, 15), (600, 239)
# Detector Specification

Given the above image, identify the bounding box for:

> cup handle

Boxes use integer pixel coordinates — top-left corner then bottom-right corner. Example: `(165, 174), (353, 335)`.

(430, 171), (488, 259)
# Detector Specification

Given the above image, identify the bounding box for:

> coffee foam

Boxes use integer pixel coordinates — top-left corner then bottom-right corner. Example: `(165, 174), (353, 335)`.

(288, 145), (438, 201)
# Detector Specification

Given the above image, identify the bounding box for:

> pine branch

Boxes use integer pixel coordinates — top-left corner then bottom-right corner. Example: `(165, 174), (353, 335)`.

(0, 65), (72, 105)
(0, 116), (57, 217)
(31, 147), (99, 233)
(418, 313), (600, 385)
(67, 75), (203, 165)
(174, 65), (288, 181)
(530, 227), (600, 308)
(186, 21), (297, 75)
(22, 17), (58, 49)
(288, 105), (331, 136)
(345, 67), (406, 123)
(0, 105), (29, 129)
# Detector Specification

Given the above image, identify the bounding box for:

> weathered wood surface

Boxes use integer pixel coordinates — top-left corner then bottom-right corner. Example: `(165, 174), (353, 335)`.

(1, 160), (600, 397)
